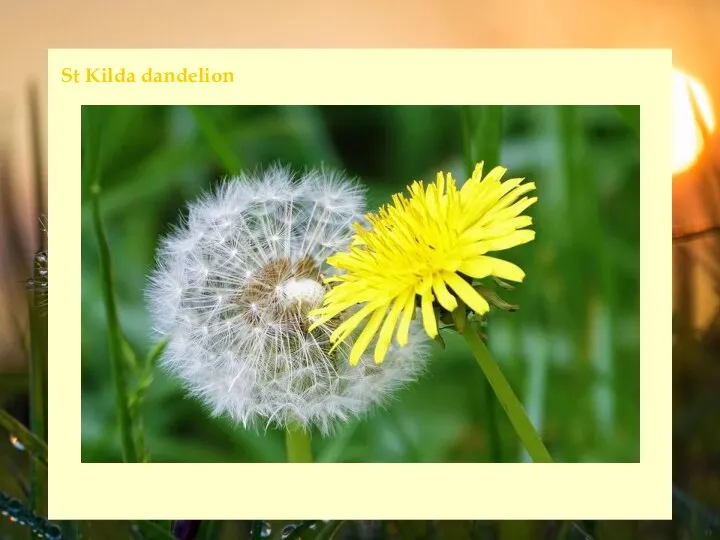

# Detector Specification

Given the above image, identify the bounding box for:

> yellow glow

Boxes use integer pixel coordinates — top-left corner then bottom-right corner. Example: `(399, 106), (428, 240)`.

(673, 69), (716, 175)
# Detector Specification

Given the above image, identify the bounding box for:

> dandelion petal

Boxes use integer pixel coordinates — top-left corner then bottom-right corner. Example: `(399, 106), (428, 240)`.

(432, 276), (458, 312)
(349, 307), (388, 366)
(460, 256), (525, 282)
(420, 292), (438, 338)
(396, 292), (417, 347)
(374, 294), (408, 364)
(444, 272), (490, 315)
(482, 229), (536, 252)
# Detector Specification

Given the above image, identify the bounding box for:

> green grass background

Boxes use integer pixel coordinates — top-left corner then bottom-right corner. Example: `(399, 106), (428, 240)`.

(80, 105), (640, 464)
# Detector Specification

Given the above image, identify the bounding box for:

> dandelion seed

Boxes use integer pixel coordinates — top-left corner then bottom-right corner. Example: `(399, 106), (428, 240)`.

(146, 165), (429, 434)
(310, 162), (538, 365)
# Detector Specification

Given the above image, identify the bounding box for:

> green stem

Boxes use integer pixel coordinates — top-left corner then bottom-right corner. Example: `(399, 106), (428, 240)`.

(285, 423), (313, 463)
(461, 322), (553, 463)
(91, 187), (138, 463)
(454, 304), (501, 461)
(28, 295), (47, 513)
(459, 106), (505, 463)
(28, 81), (48, 515)
(0, 408), (48, 466)
(28, 301), (47, 441)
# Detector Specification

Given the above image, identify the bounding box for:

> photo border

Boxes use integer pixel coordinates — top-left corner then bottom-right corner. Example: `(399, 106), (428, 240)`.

(48, 48), (672, 520)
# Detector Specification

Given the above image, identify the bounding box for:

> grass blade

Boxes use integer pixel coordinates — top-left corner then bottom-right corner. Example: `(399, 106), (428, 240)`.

(29, 82), (46, 250)
(87, 125), (139, 462)
(249, 521), (265, 540)
(28, 82), (49, 510)
(188, 106), (242, 175)
(198, 520), (222, 540)
(461, 105), (504, 173)
(315, 520), (346, 540)
(144, 336), (169, 372)
(91, 188), (138, 462)
(28, 229), (49, 514)
(134, 520), (178, 540)
(672, 484), (720, 535)
(27, 291), (48, 512)
(60, 520), (81, 540)
(284, 521), (320, 540)
(0, 408), (48, 466)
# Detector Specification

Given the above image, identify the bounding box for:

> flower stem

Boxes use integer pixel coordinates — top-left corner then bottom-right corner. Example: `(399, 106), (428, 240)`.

(285, 423), (313, 463)
(461, 322), (553, 463)
(91, 188), (138, 463)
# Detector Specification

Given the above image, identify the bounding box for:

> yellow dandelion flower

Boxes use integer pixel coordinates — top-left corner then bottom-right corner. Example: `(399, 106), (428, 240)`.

(309, 161), (538, 366)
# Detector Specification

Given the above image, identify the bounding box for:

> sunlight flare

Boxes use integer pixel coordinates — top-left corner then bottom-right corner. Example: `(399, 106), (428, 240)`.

(672, 68), (716, 175)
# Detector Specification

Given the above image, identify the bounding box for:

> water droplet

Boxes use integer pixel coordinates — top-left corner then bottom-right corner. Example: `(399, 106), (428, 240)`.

(6, 498), (22, 515)
(260, 521), (272, 538)
(281, 524), (297, 538)
(9, 434), (25, 451)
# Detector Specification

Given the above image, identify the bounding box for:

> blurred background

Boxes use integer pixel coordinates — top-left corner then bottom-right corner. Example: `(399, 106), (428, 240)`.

(78, 104), (640, 464)
(2, 0), (720, 537)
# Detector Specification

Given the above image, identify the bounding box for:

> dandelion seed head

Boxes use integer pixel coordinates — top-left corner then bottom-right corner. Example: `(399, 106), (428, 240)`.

(146, 164), (429, 434)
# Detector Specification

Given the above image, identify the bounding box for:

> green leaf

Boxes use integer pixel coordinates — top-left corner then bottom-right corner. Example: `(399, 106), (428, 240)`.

(473, 284), (519, 312)
(144, 337), (169, 374)
(492, 276), (515, 291)
(122, 335), (139, 373)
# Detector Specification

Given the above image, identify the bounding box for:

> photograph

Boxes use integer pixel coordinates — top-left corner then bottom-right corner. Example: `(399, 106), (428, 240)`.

(79, 104), (640, 464)
(0, 37), (714, 539)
